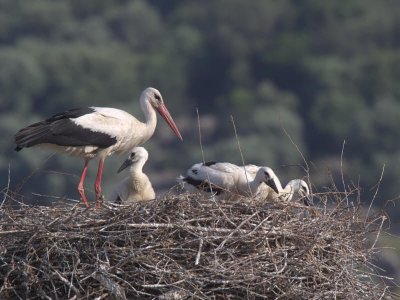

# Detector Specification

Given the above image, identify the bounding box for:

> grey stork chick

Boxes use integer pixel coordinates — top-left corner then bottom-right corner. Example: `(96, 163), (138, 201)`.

(251, 170), (313, 205)
(236, 165), (313, 205)
(177, 161), (280, 200)
(280, 179), (313, 206)
(109, 147), (155, 204)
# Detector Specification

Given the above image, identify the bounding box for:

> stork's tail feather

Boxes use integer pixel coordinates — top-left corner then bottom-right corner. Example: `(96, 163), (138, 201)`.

(14, 123), (51, 151)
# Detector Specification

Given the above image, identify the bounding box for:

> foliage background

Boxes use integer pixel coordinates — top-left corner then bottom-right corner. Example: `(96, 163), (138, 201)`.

(1, 0), (400, 287)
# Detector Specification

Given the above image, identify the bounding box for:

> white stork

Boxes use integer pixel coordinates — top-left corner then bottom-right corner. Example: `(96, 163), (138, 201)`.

(109, 147), (155, 204)
(177, 161), (280, 200)
(14, 87), (182, 208)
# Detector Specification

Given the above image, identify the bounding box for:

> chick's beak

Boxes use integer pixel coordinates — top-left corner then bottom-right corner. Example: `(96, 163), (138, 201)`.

(265, 178), (279, 194)
(304, 194), (314, 206)
(117, 158), (133, 173)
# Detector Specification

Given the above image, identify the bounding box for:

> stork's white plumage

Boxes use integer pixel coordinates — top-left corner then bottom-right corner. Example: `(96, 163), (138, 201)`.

(280, 179), (313, 205)
(14, 87), (182, 208)
(178, 161), (280, 199)
(109, 147), (155, 204)
(243, 165), (313, 205)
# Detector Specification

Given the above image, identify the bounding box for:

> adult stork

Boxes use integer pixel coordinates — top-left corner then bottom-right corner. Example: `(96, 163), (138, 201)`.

(109, 147), (155, 204)
(14, 87), (182, 208)
(178, 161), (280, 200)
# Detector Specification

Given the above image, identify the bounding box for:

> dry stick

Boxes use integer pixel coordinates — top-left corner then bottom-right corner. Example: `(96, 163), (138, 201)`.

(340, 140), (349, 206)
(122, 222), (295, 238)
(71, 257), (81, 297)
(0, 230), (30, 235)
(196, 108), (206, 166)
(158, 288), (191, 300)
(196, 109), (235, 226)
(53, 269), (81, 297)
(230, 115), (252, 196)
(46, 204), (80, 227)
(282, 127), (309, 173)
(195, 239), (204, 265)
(31, 193), (80, 204)
(370, 215), (387, 251)
(0, 163), (11, 208)
(379, 287), (390, 300)
(216, 210), (260, 250)
(141, 280), (186, 288)
(196, 108), (215, 197)
(37, 289), (53, 300)
(281, 127), (311, 194)
(365, 164), (385, 223)
(91, 272), (127, 300)
(15, 152), (55, 194)
(281, 127), (322, 215)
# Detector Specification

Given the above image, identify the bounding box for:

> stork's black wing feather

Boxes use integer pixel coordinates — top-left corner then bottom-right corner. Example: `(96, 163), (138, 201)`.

(203, 161), (218, 167)
(183, 176), (223, 195)
(14, 107), (117, 151)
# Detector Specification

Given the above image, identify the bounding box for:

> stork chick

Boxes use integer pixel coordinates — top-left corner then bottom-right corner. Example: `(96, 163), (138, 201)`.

(281, 179), (313, 206)
(259, 174), (313, 205)
(231, 164), (313, 205)
(178, 161), (280, 200)
(110, 147), (155, 204)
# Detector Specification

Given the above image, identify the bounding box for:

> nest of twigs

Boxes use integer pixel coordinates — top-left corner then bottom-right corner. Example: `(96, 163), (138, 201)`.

(0, 190), (393, 299)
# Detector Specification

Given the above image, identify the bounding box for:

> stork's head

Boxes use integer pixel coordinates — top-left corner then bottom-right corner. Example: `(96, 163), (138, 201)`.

(257, 167), (281, 194)
(287, 179), (313, 206)
(117, 146), (149, 173)
(141, 87), (183, 141)
(187, 163), (203, 177)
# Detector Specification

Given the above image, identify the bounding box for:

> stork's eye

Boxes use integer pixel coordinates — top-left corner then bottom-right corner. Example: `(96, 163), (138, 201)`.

(154, 93), (161, 101)
(130, 152), (136, 159)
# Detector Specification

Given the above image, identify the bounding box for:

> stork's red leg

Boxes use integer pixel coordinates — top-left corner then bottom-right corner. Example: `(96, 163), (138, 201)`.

(94, 159), (104, 208)
(77, 159), (90, 208)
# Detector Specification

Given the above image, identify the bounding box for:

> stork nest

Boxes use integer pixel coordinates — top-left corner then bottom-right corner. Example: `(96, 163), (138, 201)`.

(0, 189), (394, 299)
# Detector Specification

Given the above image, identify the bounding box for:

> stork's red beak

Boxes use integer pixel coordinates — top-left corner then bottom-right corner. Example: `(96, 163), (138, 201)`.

(156, 104), (183, 141)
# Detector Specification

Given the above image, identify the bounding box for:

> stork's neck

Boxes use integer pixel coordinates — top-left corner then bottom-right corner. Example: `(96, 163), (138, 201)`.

(242, 172), (269, 195)
(274, 176), (284, 192)
(281, 183), (295, 201)
(238, 171), (257, 195)
(283, 180), (303, 201)
(128, 160), (146, 178)
(140, 97), (157, 140)
(248, 179), (263, 195)
(256, 171), (284, 192)
(250, 170), (284, 198)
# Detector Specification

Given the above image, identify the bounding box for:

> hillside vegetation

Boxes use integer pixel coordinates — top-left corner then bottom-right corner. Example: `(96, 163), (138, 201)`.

(1, 1), (400, 221)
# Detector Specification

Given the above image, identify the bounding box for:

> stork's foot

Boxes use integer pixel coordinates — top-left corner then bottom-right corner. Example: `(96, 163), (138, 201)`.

(81, 197), (90, 208)
(78, 188), (90, 208)
(95, 195), (105, 208)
